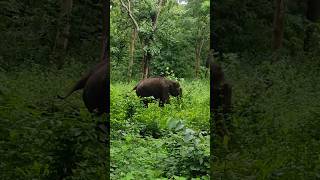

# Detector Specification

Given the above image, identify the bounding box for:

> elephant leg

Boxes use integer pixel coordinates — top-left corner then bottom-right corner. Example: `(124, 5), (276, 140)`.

(159, 100), (165, 107)
(166, 98), (171, 104)
(142, 99), (149, 108)
(159, 87), (170, 107)
(159, 96), (169, 107)
(159, 99), (170, 107)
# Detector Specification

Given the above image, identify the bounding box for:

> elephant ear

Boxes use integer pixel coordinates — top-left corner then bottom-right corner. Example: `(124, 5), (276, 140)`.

(164, 80), (173, 90)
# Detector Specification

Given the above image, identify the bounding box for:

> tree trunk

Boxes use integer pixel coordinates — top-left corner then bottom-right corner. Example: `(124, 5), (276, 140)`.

(304, 0), (320, 52)
(128, 27), (137, 82)
(100, 0), (109, 63)
(142, 49), (151, 79)
(306, 0), (320, 22)
(195, 46), (200, 78)
(272, 0), (285, 52)
(141, 0), (164, 78)
(121, 0), (164, 79)
(53, 0), (73, 69)
(195, 38), (205, 78)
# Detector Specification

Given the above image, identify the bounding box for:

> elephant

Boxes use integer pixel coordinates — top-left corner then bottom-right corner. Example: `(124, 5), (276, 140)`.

(133, 77), (182, 107)
(58, 60), (108, 115)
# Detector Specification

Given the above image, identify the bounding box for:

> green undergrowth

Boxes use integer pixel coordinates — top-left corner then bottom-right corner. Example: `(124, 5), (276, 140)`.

(212, 57), (320, 179)
(110, 79), (210, 179)
(0, 62), (107, 179)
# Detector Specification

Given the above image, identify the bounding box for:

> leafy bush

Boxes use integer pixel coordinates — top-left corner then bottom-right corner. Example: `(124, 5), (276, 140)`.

(212, 55), (320, 179)
(162, 119), (210, 178)
(111, 79), (210, 179)
(0, 63), (107, 179)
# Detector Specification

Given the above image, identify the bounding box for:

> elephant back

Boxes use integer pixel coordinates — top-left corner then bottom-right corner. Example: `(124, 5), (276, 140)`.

(83, 61), (107, 114)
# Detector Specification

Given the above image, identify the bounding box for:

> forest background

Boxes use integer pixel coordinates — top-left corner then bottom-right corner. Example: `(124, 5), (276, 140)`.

(0, 0), (320, 179)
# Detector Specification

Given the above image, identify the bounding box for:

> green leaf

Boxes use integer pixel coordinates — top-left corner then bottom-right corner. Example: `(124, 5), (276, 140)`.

(175, 121), (185, 131)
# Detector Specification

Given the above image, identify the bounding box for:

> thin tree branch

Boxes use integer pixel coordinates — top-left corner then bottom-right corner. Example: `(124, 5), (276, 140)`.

(152, 0), (164, 31)
(120, 0), (139, 31)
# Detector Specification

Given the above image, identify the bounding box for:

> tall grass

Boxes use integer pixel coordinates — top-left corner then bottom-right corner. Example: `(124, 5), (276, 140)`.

(110, 79), (210, 179)
(212, 57), (320, 179)
(0, 62), (107, 179)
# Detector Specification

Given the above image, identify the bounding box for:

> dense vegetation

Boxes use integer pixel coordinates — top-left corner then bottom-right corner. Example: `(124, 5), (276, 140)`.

(1, 0), (211, 179)
(213, 57), (320, 179)
(111, 0), (210, 80)
(1, 0), (319, 179)
(0, 0), (102, 69)
(0, 64), (107, 179)
(212, 0), (320, 179)
(111, 0), (210, 178)
(1, 0), (108, 179)
(111, 80), (209, 179)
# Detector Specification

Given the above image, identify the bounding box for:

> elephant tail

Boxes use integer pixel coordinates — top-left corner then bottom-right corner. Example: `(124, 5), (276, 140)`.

(57, 73), (90, 100)
(132, 80), (143, 91)
(132, 84), (138, 91)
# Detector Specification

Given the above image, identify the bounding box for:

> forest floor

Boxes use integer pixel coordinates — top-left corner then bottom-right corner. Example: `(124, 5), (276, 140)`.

(211, 60), (320, 179)
(110, 80), (210, 179)
(0, 64), (107, 179)
(1, 60), (320, 179)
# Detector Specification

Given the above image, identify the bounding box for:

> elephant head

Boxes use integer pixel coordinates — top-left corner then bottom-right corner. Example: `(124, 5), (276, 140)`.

(166, 79), (182, 97)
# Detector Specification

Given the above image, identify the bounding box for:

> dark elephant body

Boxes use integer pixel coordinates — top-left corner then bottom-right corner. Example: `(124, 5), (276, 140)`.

(83, 61), (107, 115)
(133, 77), (182, 107)
(206, 49), (232, 138)
(58, 61), (108, 115)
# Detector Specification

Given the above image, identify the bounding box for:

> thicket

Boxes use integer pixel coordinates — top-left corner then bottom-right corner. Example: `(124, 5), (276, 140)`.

(0, 0), (102, 69)
(1, 1), (107, 177)
(110, 80), (210, 179)
(212, 0), (320, 178)
(213, 56), (320, 179)
(111, 0), (210, 80)
(1, 0), (320, 179)
(110, 1), (211, 178)
(0, 63), (107, 179)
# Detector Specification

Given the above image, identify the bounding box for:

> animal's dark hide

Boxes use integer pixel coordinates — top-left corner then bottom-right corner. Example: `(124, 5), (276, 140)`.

(58, 61), (108, 115)
(207, 50), (232, 138)
(133, 77), (182, 107)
